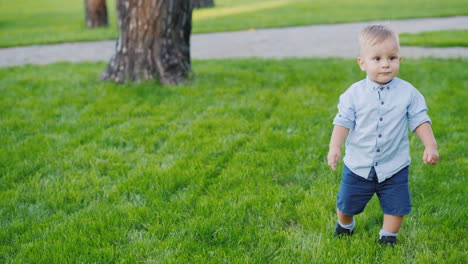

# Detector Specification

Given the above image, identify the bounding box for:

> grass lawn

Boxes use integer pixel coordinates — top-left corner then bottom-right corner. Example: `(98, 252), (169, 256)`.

(0, 0), (467, 47)
(0, 58), (466, 263)
(400, 30), (468, 47)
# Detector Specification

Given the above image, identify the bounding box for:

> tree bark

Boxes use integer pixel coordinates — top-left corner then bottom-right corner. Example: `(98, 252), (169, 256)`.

(192, 0), (214, 8)
(85, 0), (108, 28)
(101, 0), (192, 85)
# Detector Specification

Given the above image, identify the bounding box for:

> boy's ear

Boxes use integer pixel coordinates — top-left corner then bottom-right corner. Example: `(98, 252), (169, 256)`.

(357, 57), (366, 71)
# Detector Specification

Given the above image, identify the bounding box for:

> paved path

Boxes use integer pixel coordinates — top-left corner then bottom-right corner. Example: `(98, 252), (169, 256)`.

(1, 16), (467, 68)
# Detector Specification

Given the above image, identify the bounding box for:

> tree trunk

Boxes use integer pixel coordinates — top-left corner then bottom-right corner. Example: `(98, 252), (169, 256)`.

(101, 0), (192, 85)
(192, 0), (214, 8)
(85, 0), (108, 28)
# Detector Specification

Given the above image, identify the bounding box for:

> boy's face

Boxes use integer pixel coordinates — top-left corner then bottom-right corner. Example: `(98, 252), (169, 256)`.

(357, 37), (402, 86)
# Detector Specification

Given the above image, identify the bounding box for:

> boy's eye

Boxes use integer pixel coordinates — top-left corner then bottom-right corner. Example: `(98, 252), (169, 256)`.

(390, 56), (398, 60)
(374, 57), (381, 61)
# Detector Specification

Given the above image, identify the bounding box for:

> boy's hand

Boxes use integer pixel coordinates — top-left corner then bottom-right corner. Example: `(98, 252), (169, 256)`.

(423, 148), (439, 165)
(327, 147), (341, 170)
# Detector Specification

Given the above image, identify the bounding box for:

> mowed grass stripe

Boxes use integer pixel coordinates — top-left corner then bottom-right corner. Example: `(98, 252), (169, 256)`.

(0, 60), (290, 262)
(0, 63), (279, 262)
(0, 58), (466, 263)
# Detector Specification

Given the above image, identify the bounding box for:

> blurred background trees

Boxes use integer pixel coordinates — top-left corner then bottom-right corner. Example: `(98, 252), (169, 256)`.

(192, 0), (215, 8)
(101, 0), (192, 85)
(85, 0), (108, 28)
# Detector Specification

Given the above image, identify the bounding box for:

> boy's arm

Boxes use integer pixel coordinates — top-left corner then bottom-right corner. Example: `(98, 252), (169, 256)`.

(414, 122), (439, 165)
(327, 125), (349, 170)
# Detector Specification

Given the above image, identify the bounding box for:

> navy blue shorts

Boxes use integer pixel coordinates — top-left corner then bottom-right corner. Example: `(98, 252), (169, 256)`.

(336, 165), (411, 216)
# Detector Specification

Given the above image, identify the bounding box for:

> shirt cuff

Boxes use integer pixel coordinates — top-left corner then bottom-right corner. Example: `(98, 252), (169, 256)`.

(409, 114), (432, 132)
(333, 114), (354, 129)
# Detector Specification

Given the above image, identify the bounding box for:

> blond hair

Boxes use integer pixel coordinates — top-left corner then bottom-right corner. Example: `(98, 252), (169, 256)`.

(359, 24), (399, 54)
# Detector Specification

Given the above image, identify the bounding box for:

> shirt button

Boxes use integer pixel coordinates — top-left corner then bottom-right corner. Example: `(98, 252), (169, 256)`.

(379, 117), (383, 121)
(375, 162), (379, 166)
(377, 149), (381, 152)
(380, 87), (384, 90)
(378, 134), (382, 137)
(381, 101), (384, 105)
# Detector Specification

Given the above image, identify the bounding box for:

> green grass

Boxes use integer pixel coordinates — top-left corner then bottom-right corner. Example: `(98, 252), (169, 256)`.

(400, 30), (468, 47)
(0, 0), (467, 47)
(0, 58), (466, 263)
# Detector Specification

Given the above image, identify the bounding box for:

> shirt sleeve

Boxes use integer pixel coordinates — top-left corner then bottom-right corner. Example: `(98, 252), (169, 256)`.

(333, 89), (355, 129)
(408, 88), (432, 132)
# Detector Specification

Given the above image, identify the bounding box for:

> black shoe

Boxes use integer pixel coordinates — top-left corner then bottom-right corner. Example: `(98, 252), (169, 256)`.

(379, 236), (397, 246)
(334, 223), (354, 236)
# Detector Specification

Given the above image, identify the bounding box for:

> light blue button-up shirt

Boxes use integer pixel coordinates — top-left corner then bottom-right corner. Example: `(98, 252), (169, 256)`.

(333, 77), (431, 182)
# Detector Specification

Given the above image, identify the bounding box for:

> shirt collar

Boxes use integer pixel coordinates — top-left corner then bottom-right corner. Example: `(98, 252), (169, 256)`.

(365, 76), (396, 92)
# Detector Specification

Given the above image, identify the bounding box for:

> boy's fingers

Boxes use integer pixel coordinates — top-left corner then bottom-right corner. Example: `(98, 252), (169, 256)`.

(425, 155), (433, 164)
(327, 157), (336, 170)
(423, 153), (429, 163)
(327, 152), (339, 170)
(332, 158), (338, 170)
(424, 153), (439, 165)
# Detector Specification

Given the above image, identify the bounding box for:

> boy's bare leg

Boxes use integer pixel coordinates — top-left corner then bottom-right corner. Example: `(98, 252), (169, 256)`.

(382, 214), (404, 233)
(337, 208), (354, 225)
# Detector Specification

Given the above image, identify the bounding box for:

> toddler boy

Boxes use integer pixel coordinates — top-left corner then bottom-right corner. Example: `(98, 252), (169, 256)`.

(327, 24), (439, 245)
